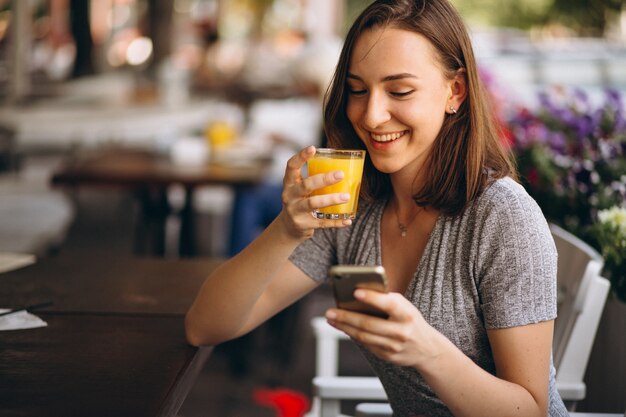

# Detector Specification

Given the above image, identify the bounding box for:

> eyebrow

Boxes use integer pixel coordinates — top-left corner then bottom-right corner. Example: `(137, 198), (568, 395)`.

(347, 72), (418, 82)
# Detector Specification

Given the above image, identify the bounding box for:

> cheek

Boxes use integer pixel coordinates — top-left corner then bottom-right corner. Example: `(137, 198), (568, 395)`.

(402, 97), (444, 130)
(346, 99), (361, 126)
(392, 103), (423, 131)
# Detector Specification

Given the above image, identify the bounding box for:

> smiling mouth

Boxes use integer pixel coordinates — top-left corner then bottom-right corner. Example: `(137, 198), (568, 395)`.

(370, 130), (408, 143)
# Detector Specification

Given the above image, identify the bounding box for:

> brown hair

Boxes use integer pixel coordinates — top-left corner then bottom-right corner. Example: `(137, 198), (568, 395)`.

(323, 0), (517, 216)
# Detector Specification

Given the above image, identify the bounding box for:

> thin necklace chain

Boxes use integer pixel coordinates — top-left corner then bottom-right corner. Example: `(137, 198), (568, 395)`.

(393, 202), (423, 238)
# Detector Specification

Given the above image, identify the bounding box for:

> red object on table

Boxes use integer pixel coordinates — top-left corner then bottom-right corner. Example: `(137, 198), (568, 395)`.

(253, 387), (311, 417)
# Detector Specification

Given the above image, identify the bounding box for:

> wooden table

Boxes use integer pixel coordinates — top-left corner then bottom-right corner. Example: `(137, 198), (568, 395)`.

(51, 147), (270, 257)
(0, 255), (221, 417)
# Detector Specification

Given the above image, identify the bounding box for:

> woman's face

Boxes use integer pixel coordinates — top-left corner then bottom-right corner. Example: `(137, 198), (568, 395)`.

(346, 26), (454, 177)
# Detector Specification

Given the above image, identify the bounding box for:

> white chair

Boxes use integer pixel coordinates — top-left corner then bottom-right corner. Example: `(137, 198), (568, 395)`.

(549, 224), (610, 408)
(310, 224), (611, 417)
(307, 316), (384, 417)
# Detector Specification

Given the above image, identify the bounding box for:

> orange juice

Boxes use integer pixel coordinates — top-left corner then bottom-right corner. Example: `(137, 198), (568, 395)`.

(308, 149), (365, 219)
(205, 121), (236, 148)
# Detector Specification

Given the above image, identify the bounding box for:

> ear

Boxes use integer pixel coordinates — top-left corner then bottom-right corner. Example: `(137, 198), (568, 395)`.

(446, 69), (467, 114)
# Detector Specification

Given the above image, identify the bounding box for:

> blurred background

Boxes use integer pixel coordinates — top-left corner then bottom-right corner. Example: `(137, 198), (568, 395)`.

(0, 1), (624, 416)
(1, 0), (625, 106)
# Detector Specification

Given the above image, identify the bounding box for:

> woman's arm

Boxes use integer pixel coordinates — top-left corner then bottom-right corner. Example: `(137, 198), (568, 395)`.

(327, 291), (552, 417)
(185, 146), (352, 346)
(185, 221), (317, 346)
(423, 320), (552, 417)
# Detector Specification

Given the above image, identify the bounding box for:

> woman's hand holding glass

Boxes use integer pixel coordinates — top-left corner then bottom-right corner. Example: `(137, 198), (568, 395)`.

(278, 146), (354, 241)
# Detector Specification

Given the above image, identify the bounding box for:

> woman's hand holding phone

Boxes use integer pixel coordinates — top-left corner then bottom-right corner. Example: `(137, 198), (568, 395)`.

(326, 265), (443, 369)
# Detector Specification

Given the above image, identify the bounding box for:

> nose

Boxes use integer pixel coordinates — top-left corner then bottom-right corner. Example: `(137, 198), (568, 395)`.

(362, 92), (391, 129)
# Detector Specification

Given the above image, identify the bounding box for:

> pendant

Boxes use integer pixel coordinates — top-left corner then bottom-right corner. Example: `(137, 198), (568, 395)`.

(399, 224), (408, 237)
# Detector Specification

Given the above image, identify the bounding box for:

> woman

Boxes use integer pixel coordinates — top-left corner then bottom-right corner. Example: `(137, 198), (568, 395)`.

(186, 0), (568, 415)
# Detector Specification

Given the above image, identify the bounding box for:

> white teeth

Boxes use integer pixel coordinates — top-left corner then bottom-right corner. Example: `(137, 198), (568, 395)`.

(370, 131), (405, 142)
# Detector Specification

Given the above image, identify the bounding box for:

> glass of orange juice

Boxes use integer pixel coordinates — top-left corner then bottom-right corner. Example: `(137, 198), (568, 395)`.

(307, 148), (366, 219)
(205, 120), (236, 148)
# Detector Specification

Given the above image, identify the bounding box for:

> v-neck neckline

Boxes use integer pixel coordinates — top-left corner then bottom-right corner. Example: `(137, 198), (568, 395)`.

(373, 198), (444, 298)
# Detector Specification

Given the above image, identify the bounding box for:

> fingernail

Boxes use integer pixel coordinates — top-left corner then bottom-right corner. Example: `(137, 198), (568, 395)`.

(354, 289), (365, 299)
(340, 193), (350, 201)
(342, 219), (352, 226)
(333, 170), (344, 180)
(326, 310), (337, 320)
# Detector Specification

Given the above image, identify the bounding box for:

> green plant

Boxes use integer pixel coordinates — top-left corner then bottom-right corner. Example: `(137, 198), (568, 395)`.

(594, 206), (626, 302)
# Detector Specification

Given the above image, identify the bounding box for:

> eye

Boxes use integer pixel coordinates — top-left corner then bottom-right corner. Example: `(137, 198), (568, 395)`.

(348, 88), (367, 96)
(390, 90), (415, 98)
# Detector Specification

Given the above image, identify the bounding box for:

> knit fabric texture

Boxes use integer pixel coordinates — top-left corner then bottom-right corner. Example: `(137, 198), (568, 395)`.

(289, 177), (568, 417)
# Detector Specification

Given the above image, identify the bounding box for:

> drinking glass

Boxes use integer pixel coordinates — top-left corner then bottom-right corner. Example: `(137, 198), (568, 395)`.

(307, 148), (366, 219)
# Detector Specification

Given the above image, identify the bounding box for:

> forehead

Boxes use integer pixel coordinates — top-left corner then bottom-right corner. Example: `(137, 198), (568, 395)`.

(349, 26), (441, 76)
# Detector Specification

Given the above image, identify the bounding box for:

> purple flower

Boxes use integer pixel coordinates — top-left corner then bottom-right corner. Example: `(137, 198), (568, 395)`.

(574, 114), (595, 138)
(548, 131), (567, 153)
(506, 85), (626, 234)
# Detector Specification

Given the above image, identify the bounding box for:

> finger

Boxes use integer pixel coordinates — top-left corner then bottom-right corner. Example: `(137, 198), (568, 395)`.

(283, 146), (315, 185)
(300, 169), (345, 196)
(326, 300), (407, 341)
(282, 169), (344, 204)
(282, 194), (352, 227)
(329, 316), (403, 353)
(305, 193), (351, 211)
(314, 217), (353, 228)
(290, 210), (351, 229)
(326, 308), (389, 336)
(353, 290), (409, 321)
(368, 344), (404, 361)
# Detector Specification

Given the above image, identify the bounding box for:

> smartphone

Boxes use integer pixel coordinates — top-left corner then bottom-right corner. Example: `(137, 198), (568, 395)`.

(329, 265), (389, 318)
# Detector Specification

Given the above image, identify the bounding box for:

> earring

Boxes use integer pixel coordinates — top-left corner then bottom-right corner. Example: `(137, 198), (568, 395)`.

(449, 106), (457, 114)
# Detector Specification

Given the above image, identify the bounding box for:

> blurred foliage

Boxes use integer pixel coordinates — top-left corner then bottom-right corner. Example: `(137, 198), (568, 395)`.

(456, 0), (625, 33)
(343, 0), (625, 35)
(453, 0), (552, 29)
(343, 0), (371, 33)
(594, 207), (626, 302)
(506, 87), (626, 300)
(548, 0), (624, 35)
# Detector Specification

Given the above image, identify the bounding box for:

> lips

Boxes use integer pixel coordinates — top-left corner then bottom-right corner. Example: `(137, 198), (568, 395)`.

(370, 130), (408, 142)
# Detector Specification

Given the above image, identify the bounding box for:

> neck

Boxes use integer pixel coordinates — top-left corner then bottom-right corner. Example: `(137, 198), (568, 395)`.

(392, 197), (421, 217)
(390, 182), (420, 213)
(391, 197), (423, 238)
(389, 167), (425, 206)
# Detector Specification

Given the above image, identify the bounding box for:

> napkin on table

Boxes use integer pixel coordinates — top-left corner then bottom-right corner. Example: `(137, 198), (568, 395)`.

(0, 309), (48, 331)
(0, 252), (36, 274)
(0, 252), (46, 330)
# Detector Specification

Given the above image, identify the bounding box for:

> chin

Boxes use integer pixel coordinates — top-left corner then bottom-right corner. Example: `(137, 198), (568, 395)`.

(368, 158), (400, 174)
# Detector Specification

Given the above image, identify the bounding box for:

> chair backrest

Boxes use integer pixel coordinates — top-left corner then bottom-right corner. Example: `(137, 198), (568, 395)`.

(549, 224), (610, 391)
(306, 317), (354, 417)
(311, 316), (348, 377)
(550, 224), (606, 368)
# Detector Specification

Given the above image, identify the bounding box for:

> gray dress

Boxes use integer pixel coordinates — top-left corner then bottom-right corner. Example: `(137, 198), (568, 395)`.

(289, 177), (569, 417)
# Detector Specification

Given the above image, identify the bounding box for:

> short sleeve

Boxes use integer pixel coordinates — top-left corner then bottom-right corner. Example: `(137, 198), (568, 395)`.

(288, 200), (382, 284)
(289, 227), (338, 284)
(474, 179), (558, 329)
